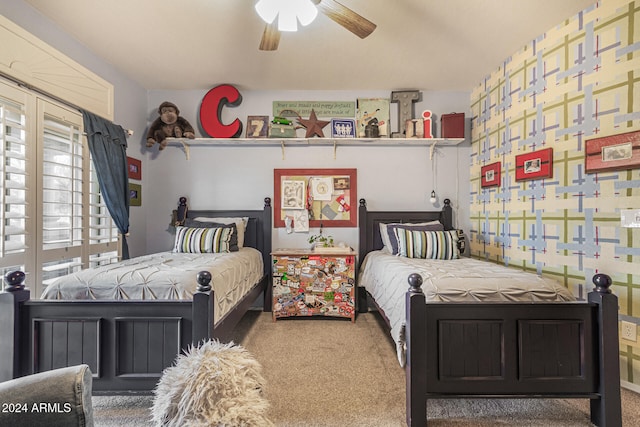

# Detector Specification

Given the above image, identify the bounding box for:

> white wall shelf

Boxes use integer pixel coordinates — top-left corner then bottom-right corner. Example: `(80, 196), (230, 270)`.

(166, 137), (465, 159)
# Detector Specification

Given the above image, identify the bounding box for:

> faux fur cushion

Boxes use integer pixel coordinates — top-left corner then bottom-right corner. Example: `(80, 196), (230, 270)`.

(151, 340), (273, 427)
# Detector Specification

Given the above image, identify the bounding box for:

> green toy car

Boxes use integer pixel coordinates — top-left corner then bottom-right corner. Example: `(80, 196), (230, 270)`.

(272, 116), (292, 125)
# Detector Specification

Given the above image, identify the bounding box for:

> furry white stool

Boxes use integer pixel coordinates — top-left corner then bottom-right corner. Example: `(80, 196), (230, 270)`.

(151, 340), (273, 427)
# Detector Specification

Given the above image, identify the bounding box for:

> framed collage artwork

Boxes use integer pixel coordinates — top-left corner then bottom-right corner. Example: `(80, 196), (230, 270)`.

(274, 168), (357, 228)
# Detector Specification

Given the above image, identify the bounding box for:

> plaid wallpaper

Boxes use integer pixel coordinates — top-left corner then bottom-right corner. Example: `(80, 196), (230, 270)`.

(470, 0), (640, 385)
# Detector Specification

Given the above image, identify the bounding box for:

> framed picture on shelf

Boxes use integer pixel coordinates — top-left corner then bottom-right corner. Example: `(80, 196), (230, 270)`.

(330, 119), (356, 138)
(127, 157), (141, 180)
(515, 148), (553, 181)
(585, 130), (640, 173)
(356, 98), (390, 137)
(129, 183), (141, 207)
(481, 162), (501, 187)
(245, 115), (269, 138)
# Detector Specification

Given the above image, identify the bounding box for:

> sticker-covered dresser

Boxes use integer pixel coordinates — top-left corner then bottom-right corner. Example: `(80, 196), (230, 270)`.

(271, 248), (356, 322)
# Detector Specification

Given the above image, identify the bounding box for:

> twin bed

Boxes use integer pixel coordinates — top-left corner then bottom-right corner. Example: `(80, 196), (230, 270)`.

(0, 194), (623, 425)
(0, 197), (272, 393)
(357, 198), (621, 427)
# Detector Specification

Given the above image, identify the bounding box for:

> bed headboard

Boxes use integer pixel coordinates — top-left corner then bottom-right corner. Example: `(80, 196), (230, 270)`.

(183, 197), (272, 278)
(357, 198), (453, 266)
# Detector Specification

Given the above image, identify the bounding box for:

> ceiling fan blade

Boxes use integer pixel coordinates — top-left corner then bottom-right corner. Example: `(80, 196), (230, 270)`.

(316, 0), (376, 39)
(259, 21), (281, 51)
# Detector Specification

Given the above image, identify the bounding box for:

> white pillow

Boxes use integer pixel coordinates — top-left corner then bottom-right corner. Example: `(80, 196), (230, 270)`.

(379, 221), (442, 253)
(194, 217), (249, 247)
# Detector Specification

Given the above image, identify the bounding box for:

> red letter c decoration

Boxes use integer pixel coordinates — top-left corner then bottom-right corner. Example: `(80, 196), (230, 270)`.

(200, 84), (243, 138)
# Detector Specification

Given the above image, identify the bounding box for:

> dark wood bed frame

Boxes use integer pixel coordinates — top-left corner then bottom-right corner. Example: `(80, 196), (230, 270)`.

(0, 197), (273, 394)
(358, 198), (622, 426)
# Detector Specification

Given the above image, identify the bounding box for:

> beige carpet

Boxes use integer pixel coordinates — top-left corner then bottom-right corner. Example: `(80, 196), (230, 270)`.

(93, 310), (640, 426)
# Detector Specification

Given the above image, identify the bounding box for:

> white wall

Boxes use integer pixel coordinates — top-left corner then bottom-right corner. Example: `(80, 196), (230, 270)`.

(145, 89), (471, 254)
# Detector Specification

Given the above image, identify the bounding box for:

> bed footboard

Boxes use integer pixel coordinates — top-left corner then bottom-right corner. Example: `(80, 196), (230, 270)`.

(405, 273), (621, 427)
(0, 271), (216, 393)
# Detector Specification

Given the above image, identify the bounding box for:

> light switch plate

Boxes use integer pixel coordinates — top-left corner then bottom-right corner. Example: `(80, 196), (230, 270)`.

(621, 209), (640, 228)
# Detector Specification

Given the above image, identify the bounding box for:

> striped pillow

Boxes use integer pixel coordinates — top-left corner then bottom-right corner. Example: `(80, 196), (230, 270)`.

(184, 220), (239, 251)
(386, 223), (444, 255)
(395, 229), (460, 260)
(173, 226), (234, 253)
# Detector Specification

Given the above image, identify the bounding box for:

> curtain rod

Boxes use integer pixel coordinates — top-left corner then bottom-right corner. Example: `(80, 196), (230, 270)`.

(0, 71), (133, 137)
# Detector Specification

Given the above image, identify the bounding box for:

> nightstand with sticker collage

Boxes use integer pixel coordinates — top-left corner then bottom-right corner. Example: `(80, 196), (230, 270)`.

(271, 249), (356, 322)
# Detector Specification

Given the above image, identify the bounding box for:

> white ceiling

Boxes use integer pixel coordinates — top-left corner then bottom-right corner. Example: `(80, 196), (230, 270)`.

(23, 0), (595, 92)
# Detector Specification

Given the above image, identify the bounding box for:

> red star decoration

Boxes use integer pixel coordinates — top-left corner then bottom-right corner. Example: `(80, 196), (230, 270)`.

(297, 109), (330, 138)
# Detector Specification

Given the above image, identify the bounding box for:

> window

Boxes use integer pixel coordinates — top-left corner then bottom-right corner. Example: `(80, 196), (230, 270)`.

(0, 81), (32, 290)
(41, 106), (84, 251)
(1, 94), (27, 255)
(0, 79), (120, 295)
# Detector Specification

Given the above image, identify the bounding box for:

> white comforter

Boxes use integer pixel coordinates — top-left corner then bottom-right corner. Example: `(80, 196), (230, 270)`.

(358, 251), (575, 366)
(41, 248), (264, 324)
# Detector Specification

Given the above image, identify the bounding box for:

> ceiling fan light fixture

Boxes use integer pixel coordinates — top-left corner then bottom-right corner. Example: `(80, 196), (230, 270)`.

(255, 0), (279, 24)
(255, 0), (318, 32)
(277, 7), (299, 32)
(293, 0), (318, 26)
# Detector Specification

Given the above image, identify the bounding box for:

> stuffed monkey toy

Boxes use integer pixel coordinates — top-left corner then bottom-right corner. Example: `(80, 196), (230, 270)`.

(146, 101), (195, 150)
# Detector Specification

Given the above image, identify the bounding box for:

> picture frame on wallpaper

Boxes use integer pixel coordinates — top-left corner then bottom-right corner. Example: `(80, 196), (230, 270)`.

(129, 183), (141, 207)
(585, 130), (640, 174)
(127, 156), (141, 180)
(481, 162), (501, 187)
(515, 148), (553, 181)
(246, 115), (269, 138)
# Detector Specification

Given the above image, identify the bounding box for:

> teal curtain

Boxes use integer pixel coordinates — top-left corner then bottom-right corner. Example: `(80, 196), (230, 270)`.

(82, 110), (130, 259)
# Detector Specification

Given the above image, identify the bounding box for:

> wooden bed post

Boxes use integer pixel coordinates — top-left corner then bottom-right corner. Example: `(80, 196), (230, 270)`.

(441, 198), (453, 230)
(192, 271), (214, 345)
(587, 273), (622, 427)
(358, 199), (368, 267)
(263, 197), (273, 312)
(405, 273), (428, 427)
(0, 271), (29, 382)
(357, 199), (369, 313)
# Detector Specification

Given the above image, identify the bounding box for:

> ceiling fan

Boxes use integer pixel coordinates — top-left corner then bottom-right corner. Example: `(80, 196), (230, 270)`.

(256, 0), (377, 51)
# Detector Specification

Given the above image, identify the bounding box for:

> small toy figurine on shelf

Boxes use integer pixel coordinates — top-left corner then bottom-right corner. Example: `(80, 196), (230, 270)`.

(364, 117), (379, 138)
